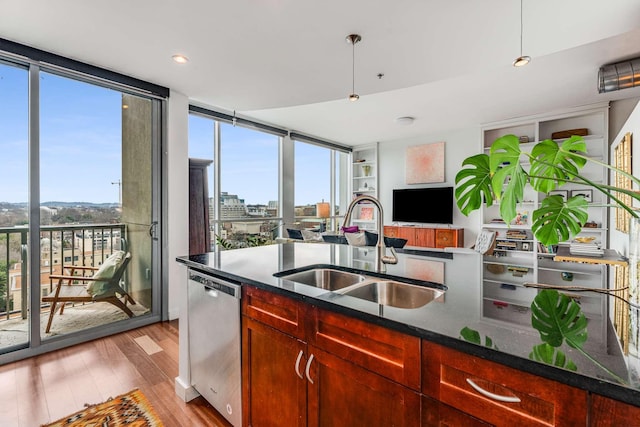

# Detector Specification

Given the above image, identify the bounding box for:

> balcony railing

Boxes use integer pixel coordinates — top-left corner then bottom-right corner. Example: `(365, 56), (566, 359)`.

(0, 223), (127, 321)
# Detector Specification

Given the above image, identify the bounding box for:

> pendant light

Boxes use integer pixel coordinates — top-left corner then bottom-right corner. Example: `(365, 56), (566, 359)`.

(346, 34), (362, 101)
(513, 0), (530, 67)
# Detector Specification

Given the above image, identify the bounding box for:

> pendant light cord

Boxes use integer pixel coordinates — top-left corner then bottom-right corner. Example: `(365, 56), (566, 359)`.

(519, 0), (524, 56)
(352, 41), (356, 94)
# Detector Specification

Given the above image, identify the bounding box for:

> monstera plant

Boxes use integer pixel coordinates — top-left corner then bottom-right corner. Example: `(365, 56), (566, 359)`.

(455, 134), (640, 246)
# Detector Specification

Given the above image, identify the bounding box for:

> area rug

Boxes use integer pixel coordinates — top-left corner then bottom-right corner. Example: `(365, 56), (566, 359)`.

(42, 388), (163, 427)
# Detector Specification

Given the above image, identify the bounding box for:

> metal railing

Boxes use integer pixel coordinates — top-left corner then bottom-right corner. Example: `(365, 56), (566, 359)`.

(0, 223), (126, 320)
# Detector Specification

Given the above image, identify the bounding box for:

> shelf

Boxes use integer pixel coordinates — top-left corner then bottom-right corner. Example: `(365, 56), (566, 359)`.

(353, 176), (376, 180)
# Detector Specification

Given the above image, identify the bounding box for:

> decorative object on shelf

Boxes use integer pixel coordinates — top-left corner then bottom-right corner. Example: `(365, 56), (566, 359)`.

(575, 236), (596, 243)
(405, 141), (445, 184)
(614, 132), (633, 232)
(514, 210), (529, 225)
(522, 242), (531, 251)
(561, 271), (574, 281)
(551, 128), (588, 139)
(518, 135), (530, 143)
(570, 189), (593, 203)
(486, 263), (505, 274)
(455, 134), (640, 246)
(584, 221), (599, 228)
(359, 206), (374, 221)
(507, 265), (529, 277)
(361, 164), (372, 176)
(474, 230), (496, 254)
(548, 190), (568, 202)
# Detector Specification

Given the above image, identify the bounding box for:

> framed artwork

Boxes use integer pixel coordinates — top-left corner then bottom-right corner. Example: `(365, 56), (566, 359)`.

(570, 189), (593, 203)
(548, 190), (568, 201)
(521, 242), (530, 251)
(405, 141), (445, 184)
(359, 206), (374, 220)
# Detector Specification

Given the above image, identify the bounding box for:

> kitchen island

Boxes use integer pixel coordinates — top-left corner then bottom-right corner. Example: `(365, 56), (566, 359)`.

(177, 242), (640, 425)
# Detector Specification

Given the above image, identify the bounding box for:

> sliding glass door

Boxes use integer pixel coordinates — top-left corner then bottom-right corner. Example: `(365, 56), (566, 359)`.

(0, 57), (163, 358)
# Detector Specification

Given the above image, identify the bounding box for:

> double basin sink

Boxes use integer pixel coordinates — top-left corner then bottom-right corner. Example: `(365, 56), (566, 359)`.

(274, 267), (444, 309)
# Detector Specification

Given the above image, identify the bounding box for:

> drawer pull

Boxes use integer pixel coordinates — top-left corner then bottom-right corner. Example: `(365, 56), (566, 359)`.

(294, 350), (304, 379)
(466, 378), (521, 403)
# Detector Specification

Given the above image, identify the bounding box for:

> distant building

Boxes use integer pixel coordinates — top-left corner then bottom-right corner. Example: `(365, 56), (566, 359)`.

(220, 192), (247, 219)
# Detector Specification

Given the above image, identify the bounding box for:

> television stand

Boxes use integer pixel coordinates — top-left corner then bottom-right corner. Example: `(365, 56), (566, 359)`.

(383, 225), (464, 249)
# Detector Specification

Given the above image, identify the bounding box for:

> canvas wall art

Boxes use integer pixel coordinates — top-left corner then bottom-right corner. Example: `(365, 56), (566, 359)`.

(405, 142), (445, 184)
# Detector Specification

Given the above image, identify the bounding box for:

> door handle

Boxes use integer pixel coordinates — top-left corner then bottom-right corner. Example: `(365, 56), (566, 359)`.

(305, 353), (315, 384)
(294, 350), (304, 379)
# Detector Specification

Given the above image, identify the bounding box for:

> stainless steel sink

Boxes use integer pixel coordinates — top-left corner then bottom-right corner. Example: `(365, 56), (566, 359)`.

(340, 280), (444, 309)
(275, 267), (445, 309)
(277, 268), (366, 291)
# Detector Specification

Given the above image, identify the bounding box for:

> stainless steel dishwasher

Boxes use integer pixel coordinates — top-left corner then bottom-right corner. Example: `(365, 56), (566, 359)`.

(188, 269), (242, 427)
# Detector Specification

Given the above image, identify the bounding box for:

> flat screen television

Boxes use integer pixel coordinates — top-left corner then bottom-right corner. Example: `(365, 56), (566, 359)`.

(392, 187), (454, 224)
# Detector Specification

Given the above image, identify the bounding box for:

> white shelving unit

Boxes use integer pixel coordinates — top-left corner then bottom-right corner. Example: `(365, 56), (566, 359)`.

(351, 143), (379, 231)
(479, 104), (609, 343)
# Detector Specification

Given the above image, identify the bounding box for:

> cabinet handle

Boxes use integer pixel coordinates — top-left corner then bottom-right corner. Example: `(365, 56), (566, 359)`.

(294, 350), (304, 379)
(466, 378), (521, 403)
(305, 354), (315, 384)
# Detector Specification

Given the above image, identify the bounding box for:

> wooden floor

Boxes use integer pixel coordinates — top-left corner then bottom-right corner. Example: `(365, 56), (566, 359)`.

(0, 320), (231, 427)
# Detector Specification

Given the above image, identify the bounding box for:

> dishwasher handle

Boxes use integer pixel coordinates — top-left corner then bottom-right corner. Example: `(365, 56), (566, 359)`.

(189, 270), (242, 299)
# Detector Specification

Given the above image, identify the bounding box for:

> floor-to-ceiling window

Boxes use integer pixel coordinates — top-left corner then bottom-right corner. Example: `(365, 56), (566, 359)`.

(189, 111), (283, 249)
(293, 138), (350, 233)
(188, 107), (351, 247)
(0, 61), (29, 349)
(0, 48), (165, 359)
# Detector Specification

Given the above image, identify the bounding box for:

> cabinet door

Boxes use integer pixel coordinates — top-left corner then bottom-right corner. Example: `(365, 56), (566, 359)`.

(422, 395), (493, 427)
(384, 226), (399, 238)
(307, 346), (420, 427)
(242, 316), (307, 427)
(242, 285), (305, 339)
(414, 228), (435, 247)
(589, 394), (640, 426)
(435, 229), (462, 248)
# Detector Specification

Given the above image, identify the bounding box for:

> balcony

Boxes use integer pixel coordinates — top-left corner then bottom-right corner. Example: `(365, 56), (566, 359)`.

(0, 223), (143, 350)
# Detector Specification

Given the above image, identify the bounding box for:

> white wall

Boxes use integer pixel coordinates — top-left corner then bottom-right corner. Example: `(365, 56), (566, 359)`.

(166, 90), (189, 321)
(378, 126), (481, 247)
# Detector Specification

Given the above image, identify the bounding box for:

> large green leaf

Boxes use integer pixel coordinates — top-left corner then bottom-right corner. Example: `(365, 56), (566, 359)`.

(531, 195), (588, 246)
(454, 154), (494, 216)
(529, 136), (587, 193)
(529, 343), (577, 371)
(531, 290), (588, 349)
(459, 326), (497, 349)
(489, 135), (528, 223)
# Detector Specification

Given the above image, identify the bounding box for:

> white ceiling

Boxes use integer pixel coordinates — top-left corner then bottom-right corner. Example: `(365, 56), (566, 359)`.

(2, 0), (640, 146)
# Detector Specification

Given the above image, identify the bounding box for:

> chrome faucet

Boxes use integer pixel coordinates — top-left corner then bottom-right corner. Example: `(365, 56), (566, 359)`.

(342, 195), (398, 273)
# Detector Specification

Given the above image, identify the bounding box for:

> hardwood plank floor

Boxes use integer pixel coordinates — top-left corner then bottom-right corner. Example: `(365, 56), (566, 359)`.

(0, 320), (231, 427)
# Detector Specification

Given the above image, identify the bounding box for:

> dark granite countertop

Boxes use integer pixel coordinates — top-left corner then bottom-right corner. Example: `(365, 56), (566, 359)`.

(177, 242), (640, 406)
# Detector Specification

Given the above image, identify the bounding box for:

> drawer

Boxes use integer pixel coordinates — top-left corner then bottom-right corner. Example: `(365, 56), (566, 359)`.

(589, 394), (640, 426)
(242, 285), (305, 339)
(422, 340), (587, 426)
(383, 226), (399, 238)
(310, 306), (421, 391)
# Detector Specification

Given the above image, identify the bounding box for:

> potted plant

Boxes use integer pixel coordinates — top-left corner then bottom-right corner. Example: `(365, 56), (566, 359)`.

(455, 134), (640, 246)
(455, 134), (640, 383)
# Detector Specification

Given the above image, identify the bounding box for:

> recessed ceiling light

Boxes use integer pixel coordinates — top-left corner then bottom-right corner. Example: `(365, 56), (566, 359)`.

(395, 116), (415, 126)
(172, 54), (189, 64)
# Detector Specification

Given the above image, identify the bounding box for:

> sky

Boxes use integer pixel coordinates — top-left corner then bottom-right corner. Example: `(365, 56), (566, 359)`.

(0, 60), (333, 206)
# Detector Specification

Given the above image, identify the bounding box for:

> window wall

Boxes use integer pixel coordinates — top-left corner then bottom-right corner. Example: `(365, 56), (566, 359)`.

(0, 48), (165, 361)
(188, 108), (350, 248)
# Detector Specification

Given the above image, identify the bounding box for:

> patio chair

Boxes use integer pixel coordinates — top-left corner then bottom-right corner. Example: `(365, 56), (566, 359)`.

(43, 251), (136, 333)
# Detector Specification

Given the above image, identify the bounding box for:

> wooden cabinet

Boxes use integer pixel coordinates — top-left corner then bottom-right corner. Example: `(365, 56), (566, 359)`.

(242, 285), (421, 427)
(589, 394), (640, 426)
(384, 225), (463, 249)
(422, 340), (588, 426)
(307, 345), (420, 427)
(422, 395), (492, 427)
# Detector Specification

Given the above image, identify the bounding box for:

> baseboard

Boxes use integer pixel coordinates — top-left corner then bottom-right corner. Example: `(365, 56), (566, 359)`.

(174, 376), (200, 402)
